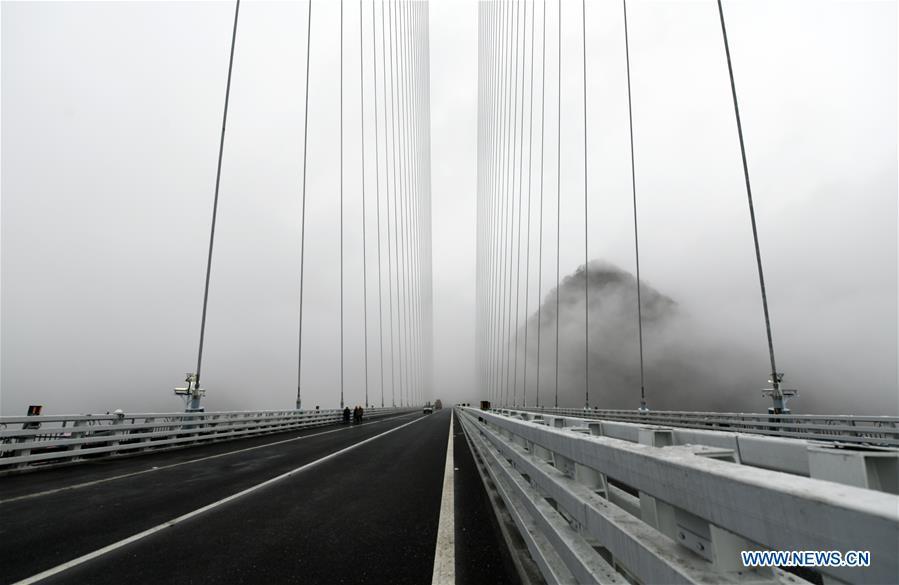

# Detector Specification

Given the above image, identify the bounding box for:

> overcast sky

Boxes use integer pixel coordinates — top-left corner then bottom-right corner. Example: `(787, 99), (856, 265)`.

(2, 0), (896, 416)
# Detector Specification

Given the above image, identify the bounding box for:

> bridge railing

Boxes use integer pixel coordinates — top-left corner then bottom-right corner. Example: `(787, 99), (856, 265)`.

(458, 407), (899, 585)
(513, 406), (899, 446)
(0, 406), (408, 472)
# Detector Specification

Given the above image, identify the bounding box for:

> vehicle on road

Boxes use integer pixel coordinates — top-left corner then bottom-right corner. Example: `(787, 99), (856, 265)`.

(423, 404), (434, 414)
(434, 399), (443, 410)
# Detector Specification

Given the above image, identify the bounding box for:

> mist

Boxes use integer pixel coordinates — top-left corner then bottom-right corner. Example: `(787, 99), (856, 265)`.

(510, 260), (897, 416)
(2, 1), (896, 417)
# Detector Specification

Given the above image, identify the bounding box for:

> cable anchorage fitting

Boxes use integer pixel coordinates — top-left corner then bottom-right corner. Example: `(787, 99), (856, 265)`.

(174, 373), (206, 412)
(761, 372), (797, 415)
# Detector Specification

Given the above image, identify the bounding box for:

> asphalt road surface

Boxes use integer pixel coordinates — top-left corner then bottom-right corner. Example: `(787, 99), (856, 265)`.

(1, 408), (518, 585)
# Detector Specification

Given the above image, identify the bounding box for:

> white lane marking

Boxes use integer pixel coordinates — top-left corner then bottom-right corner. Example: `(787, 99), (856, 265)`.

(14, 413), (430, 585)
(1, 412), (417, 505)
(431, 409), (455, 585)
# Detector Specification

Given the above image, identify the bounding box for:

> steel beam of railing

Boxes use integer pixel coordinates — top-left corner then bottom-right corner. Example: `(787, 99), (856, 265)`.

(458, 407), (899, 585)
(514, 406), (899, 447)
(0, 407), (410, 472)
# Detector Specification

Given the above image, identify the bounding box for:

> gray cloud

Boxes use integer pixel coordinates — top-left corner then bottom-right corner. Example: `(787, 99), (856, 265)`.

(2, 0), (896, 417)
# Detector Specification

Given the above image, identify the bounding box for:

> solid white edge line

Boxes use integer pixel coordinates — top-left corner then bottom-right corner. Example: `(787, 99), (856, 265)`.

(1, 411), (417, 504)
(431, 409), (455, 585)
(13, 413), (430, 585)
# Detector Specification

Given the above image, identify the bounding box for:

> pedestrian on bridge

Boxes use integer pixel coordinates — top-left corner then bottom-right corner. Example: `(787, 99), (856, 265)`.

(343, 406), (351, 424)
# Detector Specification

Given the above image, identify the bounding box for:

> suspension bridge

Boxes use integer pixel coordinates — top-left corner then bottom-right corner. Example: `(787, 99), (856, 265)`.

(2, 1), (897, 584)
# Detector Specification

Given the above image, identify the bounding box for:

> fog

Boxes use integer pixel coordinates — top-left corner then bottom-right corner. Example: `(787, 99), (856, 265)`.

(2, 0), (896, 416)
(506, 261), (896, 415)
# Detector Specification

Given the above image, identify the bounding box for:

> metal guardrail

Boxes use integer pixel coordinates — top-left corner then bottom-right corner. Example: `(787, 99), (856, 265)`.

(0, 407), (408, 472)
(458, 407), (899, 585)
(514, 406), (899, 446)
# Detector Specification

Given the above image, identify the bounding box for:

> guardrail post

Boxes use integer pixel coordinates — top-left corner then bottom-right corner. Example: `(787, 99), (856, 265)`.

(109, 412), (125, 455)
(708, 525), (770, 575)
(808, 445), (899, 495)
(67, 419), (88, 461)
(13, 443), (32, 470)
(551, 452), (574, 479)
(637, 428), (679, 543)
(638, 427), (674, 447)
(574, 462), (607, 498)
(530, 442), (553, 464)
(139, 418), (155, 451)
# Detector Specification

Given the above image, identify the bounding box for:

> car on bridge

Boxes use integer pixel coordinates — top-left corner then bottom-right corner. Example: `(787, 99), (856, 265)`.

(423, 403), (434, 414)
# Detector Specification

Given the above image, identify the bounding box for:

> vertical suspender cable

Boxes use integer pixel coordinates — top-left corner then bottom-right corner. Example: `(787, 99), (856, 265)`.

(388, 0), (405, 406)
(394, 0), (411, 405)
(488, 0), (501, 403)
(522, 0), (536, 407)
(405, 0), (416, 406)
(476, 1), (484, 396)
(402, 2), (418, 406)
(297, 0), (313, 410)
(505, 0), (521, 406)
(501, 0), (517, 406)
(535, 0), (546, 408)
(419, 1), (428, 404)
(360, 0), (370, 408)
(372, 0), (386, 408)
(393, 0), (407, 407)
(195, 0), (240, 392)
(499, 0), (512, 404)
(486, 1), (500, 402)
(488, 1), (500, 403)
(554, 0), (561, 408)
(400, 0), (412, 407)
(622, 0), (646, 409)
(339, 0), (346, 410)
(498, 0), (513, 405)
(512, 0), (527, 407)
(716, 0), (784, 409)
(412, 2), (426, 405)
(581, 0), (589, 410)
(424, 0), (434, 400)
(381, 0), (397, 407)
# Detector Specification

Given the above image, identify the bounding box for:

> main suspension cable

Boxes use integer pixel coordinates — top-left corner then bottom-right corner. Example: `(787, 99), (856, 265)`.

(195, 0), (240, 391)
(622, 0), (647, 409)
(297, 0), (313, 410)
(716, 0), (784, 408)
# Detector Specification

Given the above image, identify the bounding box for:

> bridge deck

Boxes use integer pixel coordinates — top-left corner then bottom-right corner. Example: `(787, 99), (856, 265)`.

(0, 410), (516, 585)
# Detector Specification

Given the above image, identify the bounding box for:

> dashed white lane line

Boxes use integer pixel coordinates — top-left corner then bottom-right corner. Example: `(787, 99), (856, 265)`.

(13, 413), (431, 585)
(431, 409), (455, 585)
(1, 412), (417, 505)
